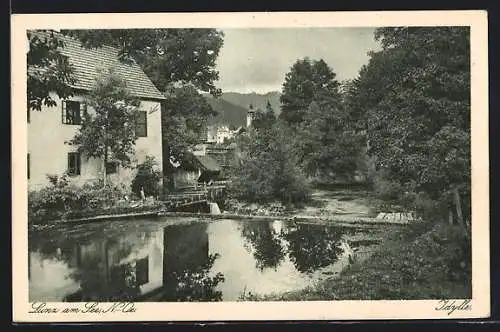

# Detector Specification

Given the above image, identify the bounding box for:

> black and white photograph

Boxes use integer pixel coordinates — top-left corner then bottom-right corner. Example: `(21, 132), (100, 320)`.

(12, 11), (489, 321)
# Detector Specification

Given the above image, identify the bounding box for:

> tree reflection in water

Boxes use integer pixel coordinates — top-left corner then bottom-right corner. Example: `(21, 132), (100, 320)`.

(281, 224), (344, 273)
(239, 222), (286, 271)
(162, 223), (225, 302)
(162, 253), (225, 302)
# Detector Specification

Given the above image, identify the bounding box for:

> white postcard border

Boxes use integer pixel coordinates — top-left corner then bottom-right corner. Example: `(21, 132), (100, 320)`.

(11, 10), (490, 322)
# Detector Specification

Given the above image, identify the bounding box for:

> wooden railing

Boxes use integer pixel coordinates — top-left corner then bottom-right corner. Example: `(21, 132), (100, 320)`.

(175, 180), (231, 192)
(162, 181), (230, 209)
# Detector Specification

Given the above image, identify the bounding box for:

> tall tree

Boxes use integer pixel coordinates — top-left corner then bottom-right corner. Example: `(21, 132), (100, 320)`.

(27, 30), (76, 111)
(69, 69), (141, 183)
(280, 58), (356, 180)
(350, 27), (471, 220)
(279, 58), (341, 126)
(230, 121), (310, 205)
(250, 101), (277, 132)
(295, 101), (362, 179)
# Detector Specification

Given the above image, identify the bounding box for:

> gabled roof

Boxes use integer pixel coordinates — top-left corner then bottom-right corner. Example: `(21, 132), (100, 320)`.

(174, 152), (221, 173)
(29, 31), (166, 101)
(195, 155), (221, 172)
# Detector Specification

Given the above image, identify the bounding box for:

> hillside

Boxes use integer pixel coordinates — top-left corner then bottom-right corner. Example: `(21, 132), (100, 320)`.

(204, 91), (282, 128)
(205, 97), (249, 128)
(222, 91), (281, 116)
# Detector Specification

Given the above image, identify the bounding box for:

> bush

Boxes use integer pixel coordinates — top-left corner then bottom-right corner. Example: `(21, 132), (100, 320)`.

(131, 156), (162, 198)
(228, 123), (311, 206)
(28, 175), (126, 224)
(372, 173), (404, 202)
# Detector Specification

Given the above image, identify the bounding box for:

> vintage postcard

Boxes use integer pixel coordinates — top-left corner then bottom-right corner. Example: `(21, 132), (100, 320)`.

(12, 11), (489, 322)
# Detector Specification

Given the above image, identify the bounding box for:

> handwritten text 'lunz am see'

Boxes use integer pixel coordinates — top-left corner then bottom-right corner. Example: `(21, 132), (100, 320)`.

(29, 302), (137, 314)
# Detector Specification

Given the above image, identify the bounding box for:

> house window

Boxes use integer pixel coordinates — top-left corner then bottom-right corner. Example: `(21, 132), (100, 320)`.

(27, 153), (30, 179)
(105, 161), (118, 174)
(62, 100), (86, 125)
(67, 152), (81, 176)
(135, 111), (147, 137)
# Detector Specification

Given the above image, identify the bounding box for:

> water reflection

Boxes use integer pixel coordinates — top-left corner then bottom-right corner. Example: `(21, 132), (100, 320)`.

(281, 224), (344, 273)
(239, 221), (286, 271)
(238, 222), (345, 274)
(29, 218), (375, 302)
(161, 223), (224, 302)
(63, 231), (162, 301)
(29, 221), (224, 302)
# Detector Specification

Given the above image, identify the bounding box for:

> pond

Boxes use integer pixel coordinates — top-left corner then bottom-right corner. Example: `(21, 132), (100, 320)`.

(29, 217), (384, 302)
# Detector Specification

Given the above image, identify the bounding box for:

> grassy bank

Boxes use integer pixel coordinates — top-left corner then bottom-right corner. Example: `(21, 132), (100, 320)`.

(240, 221), (471, 300)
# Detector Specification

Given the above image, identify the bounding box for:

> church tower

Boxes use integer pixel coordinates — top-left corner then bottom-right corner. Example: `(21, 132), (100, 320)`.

(246, 104), (255, 128)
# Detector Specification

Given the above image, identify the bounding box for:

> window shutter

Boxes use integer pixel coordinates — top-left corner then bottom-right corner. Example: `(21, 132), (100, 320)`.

(81, 101), (87, 120)
(61, 100), (67, 124)
(76, 153), (81, 175)
(143, 111), (148, 137)
(75, 102), (81, 124)
(61, 100), (66, 124)
(67, 152), (71, 174)
(67, 152), (81, 175)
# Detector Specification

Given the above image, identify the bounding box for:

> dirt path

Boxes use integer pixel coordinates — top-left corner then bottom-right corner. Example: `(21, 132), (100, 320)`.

(293, 189), (379, 218)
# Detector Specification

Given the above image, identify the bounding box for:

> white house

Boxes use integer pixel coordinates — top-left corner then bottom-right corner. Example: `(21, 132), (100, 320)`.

(27, 32), (165, 190)
(206, 124), (243, 144)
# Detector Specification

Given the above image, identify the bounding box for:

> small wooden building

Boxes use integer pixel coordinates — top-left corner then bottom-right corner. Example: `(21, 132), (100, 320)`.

(172, 153), (221, 190)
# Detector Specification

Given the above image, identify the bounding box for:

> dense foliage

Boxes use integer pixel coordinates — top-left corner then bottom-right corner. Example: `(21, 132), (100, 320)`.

(28, 174), (125, 223)
(345, 27), (471, 222)
(280, 58), (341, 126)
(278, 57), (362, 181)
(229, 121), (311, 206)
(294, 101), (362, 179)
(250, 101), (277, 131)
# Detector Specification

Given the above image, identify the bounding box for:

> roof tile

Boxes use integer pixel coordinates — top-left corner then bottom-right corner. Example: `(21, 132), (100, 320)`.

(31, 31), (166, 101)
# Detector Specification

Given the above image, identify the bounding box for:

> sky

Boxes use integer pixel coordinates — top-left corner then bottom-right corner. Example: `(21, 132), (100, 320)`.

(215, 28), (381, 94)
